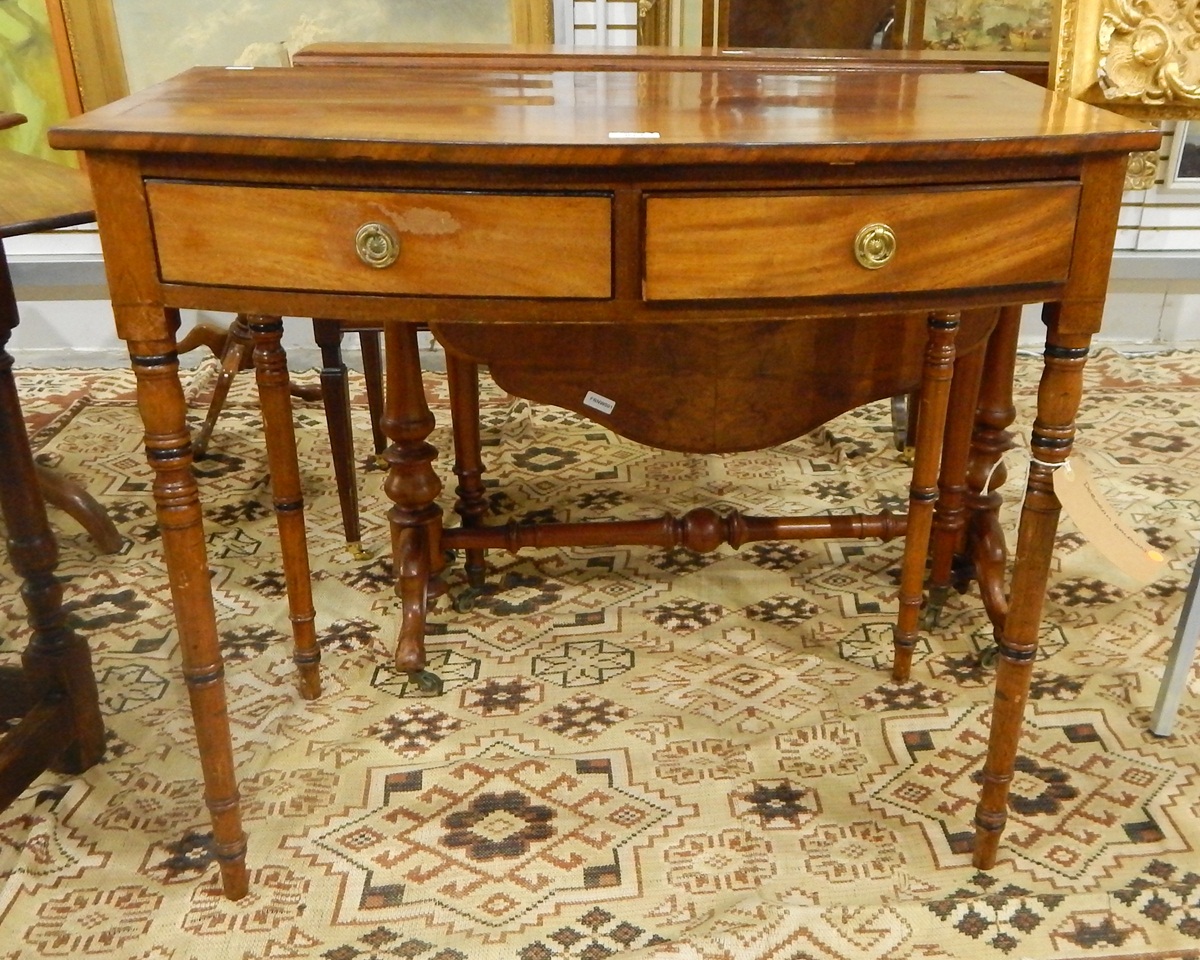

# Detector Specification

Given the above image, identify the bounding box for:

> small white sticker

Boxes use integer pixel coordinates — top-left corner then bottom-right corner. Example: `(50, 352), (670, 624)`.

(608, 131), (660, 139)
(583, 391), (616, 415)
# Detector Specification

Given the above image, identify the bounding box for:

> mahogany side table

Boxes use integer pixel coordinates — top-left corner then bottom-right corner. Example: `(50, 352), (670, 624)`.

(50, 62), (1159, 900)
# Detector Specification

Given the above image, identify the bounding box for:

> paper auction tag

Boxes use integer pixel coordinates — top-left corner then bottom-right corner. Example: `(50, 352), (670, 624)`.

(1051, 454), (1167, 589)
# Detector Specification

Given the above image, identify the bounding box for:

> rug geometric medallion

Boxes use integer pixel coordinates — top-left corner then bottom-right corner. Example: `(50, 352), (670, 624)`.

(2, 349), (1199, 960)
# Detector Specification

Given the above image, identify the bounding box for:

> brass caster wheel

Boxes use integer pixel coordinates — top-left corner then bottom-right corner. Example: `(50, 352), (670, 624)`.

(453, 586), (483, 614)
(920, 586), (951, 630)
(411, 670), (443, 694)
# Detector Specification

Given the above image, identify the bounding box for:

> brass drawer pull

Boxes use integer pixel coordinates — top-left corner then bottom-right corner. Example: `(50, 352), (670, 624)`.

(355, 222), (400, 268)
(854, 223), (897, 269)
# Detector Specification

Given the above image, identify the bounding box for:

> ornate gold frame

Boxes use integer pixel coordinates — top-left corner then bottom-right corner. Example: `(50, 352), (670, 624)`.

(1052, 0), (1200, 120)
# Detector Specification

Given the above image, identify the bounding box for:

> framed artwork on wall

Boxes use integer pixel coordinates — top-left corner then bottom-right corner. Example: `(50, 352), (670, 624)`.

(48, 0), (554, 106)
(0, 0), (75, 162)
(912, 0), (1052, 51)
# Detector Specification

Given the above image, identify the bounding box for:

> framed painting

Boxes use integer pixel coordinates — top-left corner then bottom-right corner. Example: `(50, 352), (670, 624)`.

(910, 0), (1053, 51)
(0, 0), (75, 162)
(49, 0), (554, 103)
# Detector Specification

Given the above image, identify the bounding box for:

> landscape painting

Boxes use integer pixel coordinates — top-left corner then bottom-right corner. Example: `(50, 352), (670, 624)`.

(0, 0), (72, 163)
(920, 0), (1053, 51)
(110, 0), (518, 92)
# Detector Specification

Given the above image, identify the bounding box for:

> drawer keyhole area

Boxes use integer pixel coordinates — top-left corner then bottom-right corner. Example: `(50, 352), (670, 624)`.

(854, 223), (897, 270)
(355, 222), (401, 269)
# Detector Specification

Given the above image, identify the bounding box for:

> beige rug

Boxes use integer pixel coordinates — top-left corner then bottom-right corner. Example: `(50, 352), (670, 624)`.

(1, 350), (1198, 960)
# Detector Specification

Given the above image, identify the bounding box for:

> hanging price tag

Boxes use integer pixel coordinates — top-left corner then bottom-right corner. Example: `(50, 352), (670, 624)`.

(1051, 454), (1167, 589)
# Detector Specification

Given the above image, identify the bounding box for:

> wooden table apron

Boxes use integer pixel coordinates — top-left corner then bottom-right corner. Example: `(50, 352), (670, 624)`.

(50, 65), (1158, 901)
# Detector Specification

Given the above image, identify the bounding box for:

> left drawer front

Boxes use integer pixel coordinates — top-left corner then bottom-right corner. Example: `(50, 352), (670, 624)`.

(146, 182), (613, 299)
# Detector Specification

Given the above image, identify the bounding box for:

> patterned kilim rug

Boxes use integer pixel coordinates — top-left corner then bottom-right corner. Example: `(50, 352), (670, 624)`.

(1, 349), (1199, 960)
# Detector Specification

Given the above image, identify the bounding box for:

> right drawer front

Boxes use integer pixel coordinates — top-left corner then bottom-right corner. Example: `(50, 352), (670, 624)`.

(643, 182), (1081, 301)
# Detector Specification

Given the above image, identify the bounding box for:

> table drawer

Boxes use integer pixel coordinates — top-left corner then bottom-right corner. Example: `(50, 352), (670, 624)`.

(146, 182), (613, 299)
(643, 183), (1080, 301)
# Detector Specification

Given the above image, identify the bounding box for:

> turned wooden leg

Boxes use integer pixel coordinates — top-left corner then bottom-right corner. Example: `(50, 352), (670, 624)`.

(0, 245), (104, 786)
(446, 351), (488, 589)
(191, 313), (253, 458)
(963, 303), (1022, 631)
(126, 318), (248, 900)
(312, 318), (367, 559)
(358, 328), (387, 456)
(973, 311), (1090, 868)
(923, 320), (990, 627)
(248, 317), (321, 700)
(893, 311), (960, 682)
(382, 324), (443, 678)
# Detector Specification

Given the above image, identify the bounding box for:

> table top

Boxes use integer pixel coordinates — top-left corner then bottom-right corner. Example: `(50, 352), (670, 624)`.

(49, 64), (1160, 165)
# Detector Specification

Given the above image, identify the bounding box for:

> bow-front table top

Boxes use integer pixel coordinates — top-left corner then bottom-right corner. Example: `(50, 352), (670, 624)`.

(49, 64), (1151, 166)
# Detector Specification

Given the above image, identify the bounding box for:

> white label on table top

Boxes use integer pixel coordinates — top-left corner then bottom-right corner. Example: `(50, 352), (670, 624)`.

(583, 391), (616, 415)
(608, 131), (660, 139)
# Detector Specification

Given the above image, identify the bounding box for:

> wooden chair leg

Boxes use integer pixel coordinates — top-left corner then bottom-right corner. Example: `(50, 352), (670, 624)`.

(248, 316), (321, 699)
(35, 464), (124, 554)
(358, 328), (387, 456)
(963, 302), (1023, 632)
(191, 313), (253, 458)
(313, 318), (367, 558)
(893, 310), (961, 682)
(446, 351), (488, 588)
(923, 315), (992, 626)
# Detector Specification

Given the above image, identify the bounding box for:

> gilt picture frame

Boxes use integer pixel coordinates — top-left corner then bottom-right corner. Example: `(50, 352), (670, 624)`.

(1052, 0), (1200, 120)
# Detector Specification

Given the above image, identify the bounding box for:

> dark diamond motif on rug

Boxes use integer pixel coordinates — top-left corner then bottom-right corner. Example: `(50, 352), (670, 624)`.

(743, 542), (811, 572)
(744, 594), (821, 627)
(1112, 859), (1200, 941)
(534, 693), (633, 742)
(856, 680), (952, 712)
(517, 907), (671, 959)
(362, 705), (465, 756)
(926, 876), (1068, 955)
(645, 597), (724, 633)
(287, 739), (688, 930)
(644, 546), (717, 575)
(322, 926), (468, 960)
(461, 676), (543, 717)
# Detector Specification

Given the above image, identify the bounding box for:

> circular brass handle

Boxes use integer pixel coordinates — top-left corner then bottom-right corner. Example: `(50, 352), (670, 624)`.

(355, 222), (400, 269)
(853, 223), (897, 270)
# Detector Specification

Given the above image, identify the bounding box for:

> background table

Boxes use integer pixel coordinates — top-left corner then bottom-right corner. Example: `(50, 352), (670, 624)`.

(0, 115), (104, 808)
